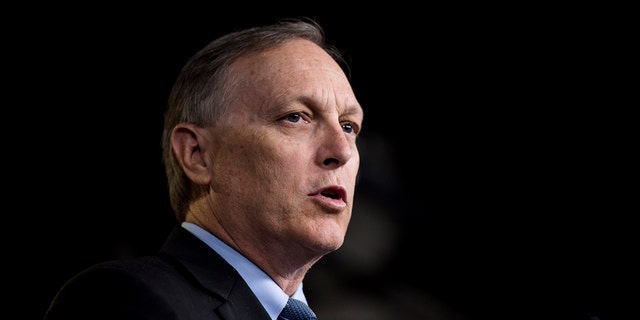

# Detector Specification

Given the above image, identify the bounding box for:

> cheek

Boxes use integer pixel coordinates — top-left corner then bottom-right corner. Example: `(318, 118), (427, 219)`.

(346, 155), (361, 190)
(214, 140), (303, 192)
(255, 150), (305, 190)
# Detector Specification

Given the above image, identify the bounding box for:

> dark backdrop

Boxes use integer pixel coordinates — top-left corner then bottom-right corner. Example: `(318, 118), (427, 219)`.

(8, 6), (635, 320)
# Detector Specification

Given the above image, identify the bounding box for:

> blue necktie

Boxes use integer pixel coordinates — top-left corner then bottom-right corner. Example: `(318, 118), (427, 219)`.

(278, 298), (317, 320)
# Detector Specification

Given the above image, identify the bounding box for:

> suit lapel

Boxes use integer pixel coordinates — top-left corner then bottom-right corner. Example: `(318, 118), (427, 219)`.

(160, 226), (271, 319)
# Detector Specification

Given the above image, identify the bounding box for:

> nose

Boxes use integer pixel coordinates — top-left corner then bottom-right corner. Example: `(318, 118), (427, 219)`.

(317, 123), (354, 168)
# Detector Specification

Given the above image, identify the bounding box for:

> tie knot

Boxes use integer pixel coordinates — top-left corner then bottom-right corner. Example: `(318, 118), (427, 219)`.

(278, 298), (317, 320)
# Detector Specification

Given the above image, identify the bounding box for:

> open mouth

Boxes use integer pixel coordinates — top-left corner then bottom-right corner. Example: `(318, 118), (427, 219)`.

(321, 190), (340, 199)
(318, 187), (346, 202)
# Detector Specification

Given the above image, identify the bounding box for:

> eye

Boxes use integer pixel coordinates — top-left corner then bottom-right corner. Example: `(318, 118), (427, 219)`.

(284, 113), (303, 123)
(342, 122), (358, 134)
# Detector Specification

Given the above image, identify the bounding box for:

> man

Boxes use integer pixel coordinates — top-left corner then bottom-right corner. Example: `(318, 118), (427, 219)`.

(44, 17), (363, 319)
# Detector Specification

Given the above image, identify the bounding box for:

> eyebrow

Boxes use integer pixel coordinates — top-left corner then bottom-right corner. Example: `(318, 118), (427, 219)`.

(342, 104), (364, 122)
(293, 95), (364, 122)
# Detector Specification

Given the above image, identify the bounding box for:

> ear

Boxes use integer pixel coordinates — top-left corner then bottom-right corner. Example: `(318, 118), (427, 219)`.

(170, 123), (212, 186)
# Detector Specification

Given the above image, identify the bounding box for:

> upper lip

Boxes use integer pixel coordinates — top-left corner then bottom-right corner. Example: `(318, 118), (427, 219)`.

(311, 185), (347, 202)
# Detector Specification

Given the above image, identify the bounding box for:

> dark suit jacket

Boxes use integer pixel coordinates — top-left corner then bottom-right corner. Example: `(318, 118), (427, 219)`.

(44, 226), (272, 320)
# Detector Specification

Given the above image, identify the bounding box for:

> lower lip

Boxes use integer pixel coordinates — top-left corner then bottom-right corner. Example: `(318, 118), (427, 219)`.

(311, 194), (347, 212)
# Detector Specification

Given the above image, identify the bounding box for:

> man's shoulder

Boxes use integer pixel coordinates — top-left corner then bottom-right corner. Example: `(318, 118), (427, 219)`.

(69, 253), (183, 288)
(44, 253), (226, 320)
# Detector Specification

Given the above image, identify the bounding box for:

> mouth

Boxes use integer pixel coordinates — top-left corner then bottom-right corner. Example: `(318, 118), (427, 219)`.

(318, 186), (346, 202)
(310, 186), (348, 211)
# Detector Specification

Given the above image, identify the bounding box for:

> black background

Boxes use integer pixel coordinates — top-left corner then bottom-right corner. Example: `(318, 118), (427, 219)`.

(8, 5), (636, 320)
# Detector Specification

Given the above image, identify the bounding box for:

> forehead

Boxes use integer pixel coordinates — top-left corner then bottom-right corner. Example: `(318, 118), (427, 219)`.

(224, 40), (362, 121)
(227, 39), (361, 117)
(231, 39), (349, 90)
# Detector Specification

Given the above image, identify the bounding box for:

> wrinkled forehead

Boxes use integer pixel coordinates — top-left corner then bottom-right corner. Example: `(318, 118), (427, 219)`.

(231, 39), (349, 89)
(227, 39), (359, 110)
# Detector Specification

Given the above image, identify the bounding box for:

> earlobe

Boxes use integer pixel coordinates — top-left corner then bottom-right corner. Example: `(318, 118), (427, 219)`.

(170, 123), (212, 185)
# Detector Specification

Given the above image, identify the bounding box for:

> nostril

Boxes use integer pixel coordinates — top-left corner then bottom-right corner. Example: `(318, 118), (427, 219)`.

(323, 158), (339, 166)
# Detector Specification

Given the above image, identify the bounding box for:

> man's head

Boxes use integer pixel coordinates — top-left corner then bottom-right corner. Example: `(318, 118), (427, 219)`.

(162, 18), (363, 266)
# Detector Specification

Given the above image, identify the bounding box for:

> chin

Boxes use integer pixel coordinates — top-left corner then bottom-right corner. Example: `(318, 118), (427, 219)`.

(305, 219), (347, 252)
(313, 232), (345, 253)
